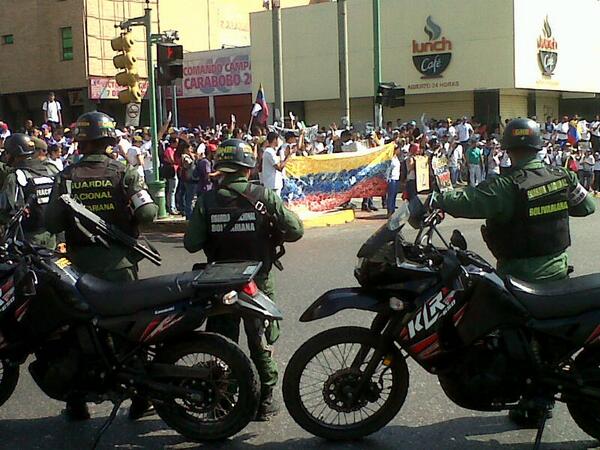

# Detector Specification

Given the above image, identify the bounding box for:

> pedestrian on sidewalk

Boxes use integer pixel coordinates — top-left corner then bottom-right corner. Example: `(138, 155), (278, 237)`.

(386, 146), (402, 216)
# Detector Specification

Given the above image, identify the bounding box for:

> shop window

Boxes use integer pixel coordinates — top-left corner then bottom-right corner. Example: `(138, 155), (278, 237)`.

(2, 35), (14, 45)
(61, 27), (73, 61)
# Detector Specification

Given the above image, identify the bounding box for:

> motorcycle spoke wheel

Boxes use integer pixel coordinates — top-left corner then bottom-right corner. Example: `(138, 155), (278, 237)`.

(283, 326), (409, 440)
(153, 334), (260, 442)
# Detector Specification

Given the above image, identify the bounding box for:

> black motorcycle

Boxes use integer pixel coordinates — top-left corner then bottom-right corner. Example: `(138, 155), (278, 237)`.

(283, 198), (600, 449)
(0, 195), (282, 444)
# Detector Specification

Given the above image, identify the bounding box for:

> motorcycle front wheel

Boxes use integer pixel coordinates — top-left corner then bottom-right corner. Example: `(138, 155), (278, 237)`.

(566, 348), (600, 441)
(283, 326), (409, 440)
(0, 358), (18, 407)
(153, 333), (260, 441)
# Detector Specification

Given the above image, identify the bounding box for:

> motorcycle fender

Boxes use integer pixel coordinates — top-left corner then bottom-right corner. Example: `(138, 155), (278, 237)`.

(300, 288), (387, 323)
(206, 291), (284, 321)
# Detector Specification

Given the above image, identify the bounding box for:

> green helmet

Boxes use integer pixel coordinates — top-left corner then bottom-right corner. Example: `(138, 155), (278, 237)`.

(4, 133), (35, 157)
(214, 139), (256, 173)
(74, 111), (117, 142)
(502, 118), (543, 151)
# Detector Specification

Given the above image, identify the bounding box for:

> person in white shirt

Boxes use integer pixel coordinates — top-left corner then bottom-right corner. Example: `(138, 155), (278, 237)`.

(487, 146), (501, 178)
(47, 144), (64, 172)
(456, 117), (473, 146)
(591, 115), (600, 152)
(593, 152), (600, 194)
(42, 92), (62, 129)
(262, 131), (290, 196)
(579, 118), (591, 147)
(499, 150), (512, 175)
(126, 136), (145, 178)
(140, 132), (154, 182)
(556, 117), (570, 145)
(386, 146), (402, 216)
(447, 142), (463, 185)
(447, 119), (457, 142)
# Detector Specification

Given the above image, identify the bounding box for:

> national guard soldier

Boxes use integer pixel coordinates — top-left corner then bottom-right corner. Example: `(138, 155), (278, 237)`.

(45, 111), (158, 421)
(1, 133), (58, 249)
(184, 139), (304, 421)
(431, 118), (596, 426)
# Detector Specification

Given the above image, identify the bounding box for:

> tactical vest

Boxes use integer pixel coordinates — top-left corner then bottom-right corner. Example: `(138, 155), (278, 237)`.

(203, 184), (272, 270)
(63, 158), (138, 245)
(483, 165), (571, 260)
(19, 165), (56, 233)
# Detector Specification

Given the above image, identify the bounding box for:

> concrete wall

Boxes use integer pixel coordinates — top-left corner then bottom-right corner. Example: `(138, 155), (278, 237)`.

(0, 0), (88, 93)
(514, 0), (600, 93)
(251, 0), (516, 101)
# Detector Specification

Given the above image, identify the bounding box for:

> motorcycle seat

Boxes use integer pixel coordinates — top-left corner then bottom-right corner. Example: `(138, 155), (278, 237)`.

(506, 274), (600, 320)
(76, 272), (200, 317)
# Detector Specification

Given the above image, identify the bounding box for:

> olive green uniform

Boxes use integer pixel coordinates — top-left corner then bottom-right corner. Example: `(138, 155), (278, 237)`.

(434, 156), (596, 281)
(1, 159), (59, 249)
(45, 154), (158, 281)
(184, 174), (304, 388)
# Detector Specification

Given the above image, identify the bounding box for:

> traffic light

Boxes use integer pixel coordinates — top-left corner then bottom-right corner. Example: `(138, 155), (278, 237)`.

(112, 32), (142, 104)
(157, 43), (184, 86)
(376, 83), (406, 108)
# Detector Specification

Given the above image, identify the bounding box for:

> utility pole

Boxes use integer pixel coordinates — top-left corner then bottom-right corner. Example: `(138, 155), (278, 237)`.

(272, 0), (284, 124)
(373, 0), (383, 129)
(172, 83), (179, 128)
(338, 0), (350, 128)
(117, 3), (167, 219)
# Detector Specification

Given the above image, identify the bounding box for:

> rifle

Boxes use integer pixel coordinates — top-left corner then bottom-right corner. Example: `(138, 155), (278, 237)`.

(59, 194), (162, 266)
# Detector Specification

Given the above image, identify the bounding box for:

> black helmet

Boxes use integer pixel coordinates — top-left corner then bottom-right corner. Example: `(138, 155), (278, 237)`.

(74, 111), (117, 142)
(4, 133), (35, 157)
(214, 139), (256, 173)
(502, 118), (543, 151)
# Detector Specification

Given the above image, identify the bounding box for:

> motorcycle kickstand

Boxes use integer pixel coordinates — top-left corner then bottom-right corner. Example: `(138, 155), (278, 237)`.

(532, 410), (550, 450)
(91, 400), (123, 450)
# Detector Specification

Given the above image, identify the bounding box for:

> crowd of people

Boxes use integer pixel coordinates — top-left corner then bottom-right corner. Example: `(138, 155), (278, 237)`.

(1, 93), (599, 220)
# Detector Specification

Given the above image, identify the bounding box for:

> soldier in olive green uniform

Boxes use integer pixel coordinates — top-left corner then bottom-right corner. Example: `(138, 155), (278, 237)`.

(184, 139), (304, 421)
(45, 112), (158, 282)
(0, 133), (58, 249)
(432, 118), (595, 426)
(45, 111), (158, 421)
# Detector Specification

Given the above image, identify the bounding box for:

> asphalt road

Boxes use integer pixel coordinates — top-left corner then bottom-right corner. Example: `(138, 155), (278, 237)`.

(2, 204), (600, 450)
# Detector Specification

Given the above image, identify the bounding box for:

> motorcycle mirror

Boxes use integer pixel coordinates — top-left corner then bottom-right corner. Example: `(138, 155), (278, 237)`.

(387, 202), (410, 231)
(450, 229), (468, 251)
(407, 197), (426, 230)
(15, 170), (28, 188)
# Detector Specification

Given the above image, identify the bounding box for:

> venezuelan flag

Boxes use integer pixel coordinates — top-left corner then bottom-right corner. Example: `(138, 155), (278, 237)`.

(282, 144), (395, 212)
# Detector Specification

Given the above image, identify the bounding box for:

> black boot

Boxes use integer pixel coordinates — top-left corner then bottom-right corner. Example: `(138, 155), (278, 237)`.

(509, 398), (554, 429)
(255, 386), (280, 422)
(128, 396), (154, 421)
(63, 399), (90, 421)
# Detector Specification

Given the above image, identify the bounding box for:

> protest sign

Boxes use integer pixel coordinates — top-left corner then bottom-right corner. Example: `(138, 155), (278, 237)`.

(431, 156), (453, 192)
(415, 156), (430, 192)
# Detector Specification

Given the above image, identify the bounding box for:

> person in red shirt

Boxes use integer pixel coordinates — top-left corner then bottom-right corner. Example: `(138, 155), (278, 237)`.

(162, 137), (179, 215)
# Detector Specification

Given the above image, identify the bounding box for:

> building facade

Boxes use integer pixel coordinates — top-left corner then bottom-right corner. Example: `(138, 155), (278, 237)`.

(250, 0), (600, 128)
(0, 0), (313, 128)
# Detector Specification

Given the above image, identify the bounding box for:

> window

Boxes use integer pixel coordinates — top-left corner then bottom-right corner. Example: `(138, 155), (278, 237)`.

(60, 27), (73, 61)
(2, 35), (14, 45)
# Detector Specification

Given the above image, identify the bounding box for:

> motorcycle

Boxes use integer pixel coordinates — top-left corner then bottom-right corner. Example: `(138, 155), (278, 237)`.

(283, 197), (600, 449)
(0, 195), (282, 445)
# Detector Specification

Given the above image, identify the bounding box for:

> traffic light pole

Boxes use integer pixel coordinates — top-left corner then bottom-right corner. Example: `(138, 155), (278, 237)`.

(373, 0), (383, 129)
(118, 7), (167, 219)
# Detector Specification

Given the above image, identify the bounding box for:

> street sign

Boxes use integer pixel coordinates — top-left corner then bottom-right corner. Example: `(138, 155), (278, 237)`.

(125, 102), (141, 127)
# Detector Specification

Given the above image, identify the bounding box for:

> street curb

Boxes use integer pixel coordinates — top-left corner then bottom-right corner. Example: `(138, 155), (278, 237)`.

(302, 209), (356, 229)
(142, 218), (188, 234)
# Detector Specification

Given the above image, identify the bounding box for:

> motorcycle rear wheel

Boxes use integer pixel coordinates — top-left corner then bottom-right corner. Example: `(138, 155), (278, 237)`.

(283, 326), (409, 440)
(0, 359), (18, 407)
(152, 334), (260, 441)
(567, 348), (600, 440)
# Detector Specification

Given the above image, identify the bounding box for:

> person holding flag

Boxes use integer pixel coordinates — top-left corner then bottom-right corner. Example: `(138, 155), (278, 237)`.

(251, 84), (270, 126)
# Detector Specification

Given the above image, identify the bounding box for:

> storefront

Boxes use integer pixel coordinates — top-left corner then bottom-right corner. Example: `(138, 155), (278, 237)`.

(250, 0), (600, 128)
(177, 46), (253, 128)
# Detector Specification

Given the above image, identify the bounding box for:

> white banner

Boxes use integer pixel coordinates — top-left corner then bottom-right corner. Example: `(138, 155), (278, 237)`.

(181, 47), (252, 98)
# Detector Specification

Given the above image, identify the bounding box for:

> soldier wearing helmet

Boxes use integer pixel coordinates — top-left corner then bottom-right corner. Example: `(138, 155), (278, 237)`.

(45, 112), (158, 420)
(184, 138), (304, 421)
(431, 118), (595, 426)
(0, 133), (59, 249)
(433, 118), (595, 281)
